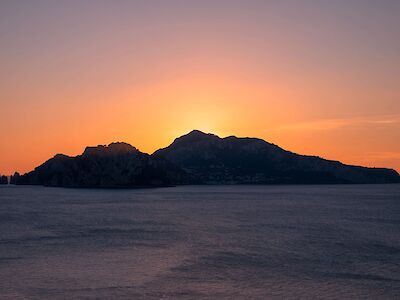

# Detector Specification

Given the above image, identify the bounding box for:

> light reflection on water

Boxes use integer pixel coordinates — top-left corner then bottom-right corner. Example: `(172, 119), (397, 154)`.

(0, 184), (399, 299)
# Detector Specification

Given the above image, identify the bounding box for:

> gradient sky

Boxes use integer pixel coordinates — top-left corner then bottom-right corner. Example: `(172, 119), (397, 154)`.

(1, 0), (399, 174)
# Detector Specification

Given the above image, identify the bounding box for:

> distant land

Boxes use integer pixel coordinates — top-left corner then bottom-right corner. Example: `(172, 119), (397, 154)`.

(9, 130), (400, 187)
(0, 175), (7, 185)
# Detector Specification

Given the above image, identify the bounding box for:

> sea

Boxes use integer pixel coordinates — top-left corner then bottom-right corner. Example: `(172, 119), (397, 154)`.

(0, 184), (399, 299)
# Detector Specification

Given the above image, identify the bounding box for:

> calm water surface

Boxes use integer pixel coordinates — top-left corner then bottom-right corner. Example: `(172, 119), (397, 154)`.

(0, 184), (399, 299)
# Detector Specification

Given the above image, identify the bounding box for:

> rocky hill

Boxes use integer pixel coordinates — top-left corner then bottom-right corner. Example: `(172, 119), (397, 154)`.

(153, 130), (400, 184)
(15, 142), (188, 188)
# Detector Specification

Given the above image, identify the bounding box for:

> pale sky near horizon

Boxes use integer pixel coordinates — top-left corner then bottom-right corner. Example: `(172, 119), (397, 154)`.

(1, 0), (399, 174)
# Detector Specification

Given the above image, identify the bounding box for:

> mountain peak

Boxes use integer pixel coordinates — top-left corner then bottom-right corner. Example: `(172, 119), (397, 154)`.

(107, 142), (138, 152)
(187, 129), (212, 136)
(169, 130), (220, 146)
(83, 142), (138, 157)
(184, 129), (219, 139)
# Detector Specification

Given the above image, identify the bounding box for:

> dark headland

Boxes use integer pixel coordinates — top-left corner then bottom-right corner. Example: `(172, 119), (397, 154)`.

(11, 130), (400, 188)
(0, 175), (8, 185)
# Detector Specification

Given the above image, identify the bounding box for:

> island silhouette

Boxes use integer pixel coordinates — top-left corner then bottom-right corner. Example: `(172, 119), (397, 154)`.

(10, 130), (400, 187)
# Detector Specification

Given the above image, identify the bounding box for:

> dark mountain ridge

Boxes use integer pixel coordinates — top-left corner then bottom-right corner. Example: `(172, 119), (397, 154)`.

(14, 142), (188, 188)
(12, 130), (400, 187)
(154, 130), (399, 184)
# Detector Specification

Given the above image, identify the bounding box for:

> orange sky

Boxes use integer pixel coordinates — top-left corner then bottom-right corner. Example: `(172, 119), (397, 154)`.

(1, 1), (399, 174)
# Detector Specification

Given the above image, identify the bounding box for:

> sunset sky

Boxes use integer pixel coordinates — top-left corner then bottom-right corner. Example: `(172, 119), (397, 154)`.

(1, 0), (399, 174)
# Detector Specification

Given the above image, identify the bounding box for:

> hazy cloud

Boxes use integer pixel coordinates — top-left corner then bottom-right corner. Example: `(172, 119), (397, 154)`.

(275, 114), (400, 131)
